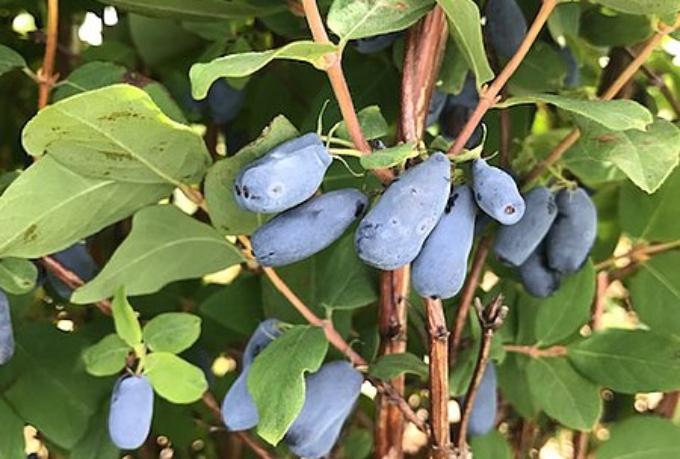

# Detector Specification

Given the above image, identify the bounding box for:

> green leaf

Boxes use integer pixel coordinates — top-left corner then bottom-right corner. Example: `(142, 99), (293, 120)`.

(594, 0), (680, 15)
(575, 118), (680, 193)
(335, 105), (389, 141)
(247, 325), (328, 445)
(72, 205), (244, 303)
(618, 167), (680, 242)
(53, 61), (127, 101)
(204, 115), (299, 235)
(22, 84), (211, 186)
(0, 45), (26, 77)
(547, 3), (581, 44)
(437, 0), (494, 86)
(629, 252), (680, 338)
(439, 38), (470, 94)
(497, 354), (539, 419)
(0, 258), (38, 295)
(469, 431), (512, 459)
(535, 261), (595, 346)
(581, 9), (653, 48)
(508, 42), (567, 95)
(143, 312), (201, 354)
(497, 96), (652, 132)
(199, 275), (263, 337)
(69, 406), (119, 459)
(596, 416), (680, 459)
(0, 399), (25, 459)
(360, 143), (419, 170)
(190, 42), (336, 99)
(82, 334), (131, 376)
(0, 156), (171, 258)
(327, 0), (434, 40)
(527, 357), (601, 431)
(568, 329), (680, 393)
(99, 0), (286, 20)
(144, 352), (208, 403)
(112, 288), (143, 348)
(369, 352), (428, 381)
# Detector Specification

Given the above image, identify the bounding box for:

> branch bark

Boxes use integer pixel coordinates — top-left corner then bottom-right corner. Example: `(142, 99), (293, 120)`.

(626, 47), (680, 119)
(38, 0), (59, 108)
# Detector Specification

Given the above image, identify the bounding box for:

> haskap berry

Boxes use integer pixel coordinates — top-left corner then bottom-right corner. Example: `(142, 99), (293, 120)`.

(411, 185), (477, 299)
(108, 375), (154, 450)
(494, 187), (557, 266)
(472, 158), (525, 225)
(284, 361), (363, 458)
(205, 78), (245, 124)
(427, 90), (448, 127)
(485, 0), (527, 60)
(545, 187), (597, 274)
(355, 152), (451, 270)
(234, 133), (332, 213)
(467, 363), (497, 437)
(0, 290), (14, 365)
(222, 319), (282, 431)
(251, 189), (368, 267)
(353, 32), (400, 54)
(518, 242), (562, 298)
(47, 242), (98, 299)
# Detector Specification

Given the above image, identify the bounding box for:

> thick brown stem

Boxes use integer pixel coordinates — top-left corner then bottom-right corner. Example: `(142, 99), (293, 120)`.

(425, 298), (452, 458)
(447, 0), (558, 157)
(573, 431), (588, 459)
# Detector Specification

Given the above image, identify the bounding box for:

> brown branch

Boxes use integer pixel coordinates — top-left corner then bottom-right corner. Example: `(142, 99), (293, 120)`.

(655, 391), (680, 418)
(522, 16), (680, 185)
(424, 297), (452, 458)
(573, 431), (588, 459)
(449, 235), (492, 364)
(38, 0), (59, 109)
(447, 0), (558, 157)
(594, 240), (680, 271)
(455, 296), (508, 455)
(625, 48), (680, 119)
(591, 271), (608, 332)
(503, 344), (567, 358)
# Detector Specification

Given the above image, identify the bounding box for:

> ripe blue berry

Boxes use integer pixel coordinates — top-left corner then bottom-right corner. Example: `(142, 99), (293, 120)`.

(467, 363), (497, 437)
(355, 153), (451, 270)
(252, 189), (368, 267)
(485, 0), (527, 60)
(353, 33), (400, 54)
(494, 187), (557, 266)
(518, 243), (562, 297)
(412, 185), (477, 299)
(234, 133), (332, 213)
(47, 242), (98, 299)
(0, 291), (14, 365)
(472, 158), (525, 225)
(108, 375), (154, 450)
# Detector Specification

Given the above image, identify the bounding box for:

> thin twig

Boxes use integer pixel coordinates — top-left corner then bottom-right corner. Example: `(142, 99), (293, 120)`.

(591, 271), (608, 332)
(447, 0), (559, 157)
(573, 431), (588, 459)
(596, 240), (680, 271)
(626, 48), (680, 118)
(503, 344), (567, 358)
(449, 235), (492, 364)
(522, 16), (680, 185)
(38, 0), (59, 109)
(40, 255), (112, 314)
(424, 297), (452, 458)
(455, 296), (508, 456)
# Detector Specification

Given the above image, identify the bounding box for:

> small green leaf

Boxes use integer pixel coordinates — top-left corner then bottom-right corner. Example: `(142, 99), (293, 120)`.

(100, 0), (286, 20)
(497, 95), (652, 132)
(335, 106), (389, 141)
(143, 312), (201, 354)
(497, 354), (539, 419)
(53, 61), (127, 101)
(535, 261), (595, 346)
(581, 9), (653, 48)
(594, 0), (680, 15)
(327, 0), (434, 40)
(22, 84), (211, 186)
(144, 352), (208, 403)
(597, 416), (680, 459)
(469, 430), (512, 459)
(0, 45), (27, 76)
(204, 115), (299, 235)
(568, 329), (680, 393)
(247, 325), (328, 445)
(72, 205), (244, 303)
(82, 334), (131, 376)
(190, 42), (336, 99)
(0, 258), (38, 295)
(369, 352), (428, 381)
(527, 357), (601, 431)
(360, 143), (419, 170)
(437, 0), (494, 86)
(112, 288), (142, 348)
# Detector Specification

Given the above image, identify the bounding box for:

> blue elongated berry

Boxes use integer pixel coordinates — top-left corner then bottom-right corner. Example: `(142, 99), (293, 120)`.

(0, 291), (14, 365)
(353, 32), (400, 54)
(205, 79), (245, 124)
(518, 243), (561, 297)
(558, 47), (581, 88)
(472, 158), (525, 225)
(427, 90), (448, 127)
(447, 75), (479, 109)
(222, 320), (282, 430)
(285, 361), (363, 458)
(494, 187), (557, 266)
(108, 375), (154, 450)
(355, 153), (451, 270)
(47, 242), (98, 299)
(252, 189), (368, 267)
(485, 0), (527, 60)
(467, 363), (497, 437)
(439, 106), (484, 149)
(234, 133), (332, 213)
(546, 188), (597, 274)
(412, 185), (477, 299)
